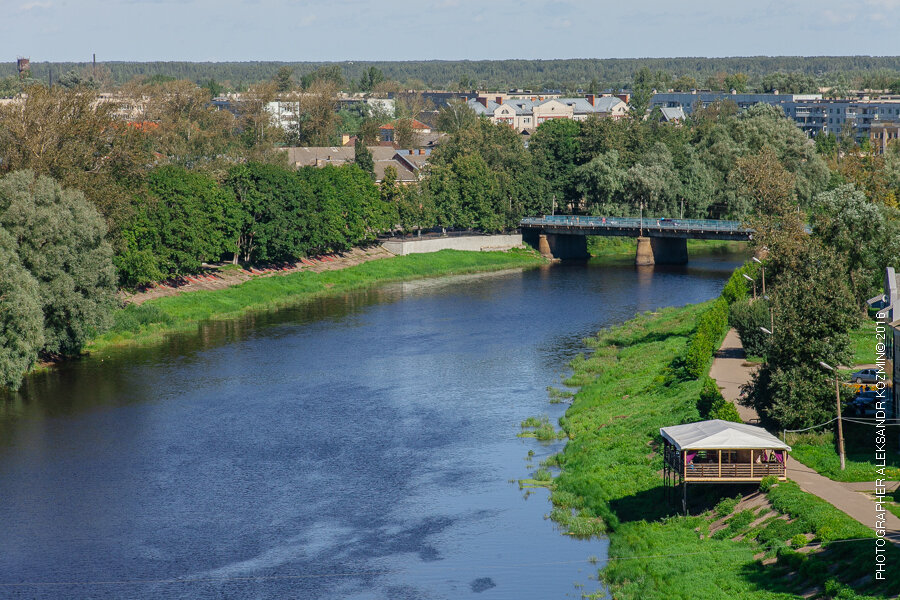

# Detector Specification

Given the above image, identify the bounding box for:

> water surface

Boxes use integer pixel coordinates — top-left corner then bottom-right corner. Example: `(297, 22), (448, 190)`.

(0, 254), (745, 599)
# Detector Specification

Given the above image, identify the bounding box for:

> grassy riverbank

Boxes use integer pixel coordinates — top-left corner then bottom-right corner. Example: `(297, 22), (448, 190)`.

(544, 302), (898, 599)
(87, 248), (544, 354)
(587, 237), (747, 260)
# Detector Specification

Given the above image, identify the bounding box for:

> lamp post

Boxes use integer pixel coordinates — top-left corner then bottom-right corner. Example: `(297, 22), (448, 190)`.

(743, 273), (757, 300)
(819, 361), (846, 471)
(763, 295), (774, 333)
(639, 201), (644, 237)
(752, 256), (765, 297)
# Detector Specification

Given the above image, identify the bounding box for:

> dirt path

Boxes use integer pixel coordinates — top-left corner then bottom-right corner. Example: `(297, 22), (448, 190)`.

(123, 246), (394, 305)
(710, 328), (900, 545)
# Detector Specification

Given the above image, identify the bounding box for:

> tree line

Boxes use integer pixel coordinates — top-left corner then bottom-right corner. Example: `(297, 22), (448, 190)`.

(5, 57), (900, 95)
(2, 80), (900, 405)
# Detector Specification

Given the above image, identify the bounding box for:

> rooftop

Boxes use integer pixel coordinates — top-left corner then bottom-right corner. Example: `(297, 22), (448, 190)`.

(660, 420), (791, 451)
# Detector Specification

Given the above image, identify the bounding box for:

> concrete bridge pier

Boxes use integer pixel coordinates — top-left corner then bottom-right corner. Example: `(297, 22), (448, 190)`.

(635, 237), (689, 265)
(635, 237), (654, 265)
(523, 232), (590, 260)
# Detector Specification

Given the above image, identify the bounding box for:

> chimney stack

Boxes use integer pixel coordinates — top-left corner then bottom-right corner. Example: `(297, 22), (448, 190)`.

(477, 97), (488, 108)
(586, 94), (596, 106)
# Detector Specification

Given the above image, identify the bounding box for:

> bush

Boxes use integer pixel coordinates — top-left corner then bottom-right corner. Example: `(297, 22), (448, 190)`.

(698, 377), (724, 417)
(729, 297), (771, 358)
(709, 397), (742, 422)
(682, 297), (729, 378)
(714, 496), (741, 518)
(759, 475), (779, 492)
(722, 261), (759, 305)
(790, 533), (808, 548)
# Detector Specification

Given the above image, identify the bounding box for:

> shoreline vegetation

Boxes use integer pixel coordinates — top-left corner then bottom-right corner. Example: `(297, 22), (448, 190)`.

(539, 269), (899, 599)
(84, 248), (544, 355)
(89, 238), (742, 356)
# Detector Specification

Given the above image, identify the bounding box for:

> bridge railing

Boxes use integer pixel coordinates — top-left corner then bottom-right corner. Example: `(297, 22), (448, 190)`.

(520, 215), (750, 233)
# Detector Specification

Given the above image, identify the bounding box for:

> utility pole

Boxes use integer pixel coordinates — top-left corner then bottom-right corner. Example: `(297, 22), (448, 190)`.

(819, 361), (846, 471)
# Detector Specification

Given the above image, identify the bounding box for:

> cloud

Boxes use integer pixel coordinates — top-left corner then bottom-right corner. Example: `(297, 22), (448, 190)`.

(18, 1), (52, 10)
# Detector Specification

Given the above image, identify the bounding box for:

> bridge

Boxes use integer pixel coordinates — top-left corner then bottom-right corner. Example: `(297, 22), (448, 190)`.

(520, 215), (752, 264)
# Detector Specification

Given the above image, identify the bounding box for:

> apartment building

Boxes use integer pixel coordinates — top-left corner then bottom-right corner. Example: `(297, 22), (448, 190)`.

(467, 94), (628, 130)
(650, 90), (900, 142)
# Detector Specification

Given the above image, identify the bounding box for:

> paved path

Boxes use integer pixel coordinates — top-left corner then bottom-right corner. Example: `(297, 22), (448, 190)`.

(710, 328), (900, 545)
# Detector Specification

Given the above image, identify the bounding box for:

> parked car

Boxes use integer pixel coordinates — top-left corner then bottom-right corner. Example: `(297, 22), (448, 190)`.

(848, 391), (885, 417)
(850, 368), (879, 384)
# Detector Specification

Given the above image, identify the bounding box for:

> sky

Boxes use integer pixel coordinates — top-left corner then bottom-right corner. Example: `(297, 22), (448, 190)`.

(2, 0), (900, 62)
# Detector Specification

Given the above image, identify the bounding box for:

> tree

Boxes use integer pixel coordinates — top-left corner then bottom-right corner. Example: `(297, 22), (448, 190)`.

(729, 298), (773, 358)
(672, 75), (697, 92)
(573, 150), (626, 215)
(737, 146), (806, 272)
(0, 84), (149, 225)
(288, 80), (339, 146)
(138, 79), (243, 170)
(354, 138), (375, 178)
(393, 118), (421, 149)
(0, 228), (44, 389)
(119, 166), (238, 279)
(436, 98), (478, 134)
(529, 118), (582, 207)
(629, 67), (656, 118)
(624, 143), (680, 216)
(397, 184), (436, 234)
(429, 153), (501, 231)
(225, 163), (314, 263)
(814, 131), (837, 157)
(430, 118), (548, 227)
(202, 78), (224, 97)
(273, 66), (295, 92)
(301, 65), (345, 90)
(0, 171), (116, 357)
(57, 69), (97, 90)
(723, 73), (749, 93)
(812, 184), (890, 306)
(743, 242), (857, 428)
(359, 67), (386, 92)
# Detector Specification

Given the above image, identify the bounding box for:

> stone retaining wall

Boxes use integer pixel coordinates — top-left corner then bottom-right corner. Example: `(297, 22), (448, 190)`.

(381, 234), (523, 256)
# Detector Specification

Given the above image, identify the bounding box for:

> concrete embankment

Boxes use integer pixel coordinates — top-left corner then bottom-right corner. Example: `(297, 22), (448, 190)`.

(381, 234), (523, 256)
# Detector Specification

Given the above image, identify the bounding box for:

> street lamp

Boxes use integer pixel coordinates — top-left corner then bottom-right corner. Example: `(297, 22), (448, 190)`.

(759, 326), (773, 335)
(751, 256), (766, 297)
(763, 295), (774, 333)
(742, 273), (757, 300)
(819, 361), (846, 471)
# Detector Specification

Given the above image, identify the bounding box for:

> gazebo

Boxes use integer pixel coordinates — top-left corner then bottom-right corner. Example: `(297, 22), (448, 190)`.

(660, 419), (791, 512)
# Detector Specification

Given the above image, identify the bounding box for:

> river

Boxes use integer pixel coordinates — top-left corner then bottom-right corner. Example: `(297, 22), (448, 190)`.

(0, 252), (745, 599)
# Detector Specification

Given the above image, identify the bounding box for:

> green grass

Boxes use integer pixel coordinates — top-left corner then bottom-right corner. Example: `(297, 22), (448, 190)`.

(88, 248), (544, 354)
(848, 320), (879, 366)
(788, 427), (900, 483)
(549, 300), (898, 599)
(586, 237), (746, 260)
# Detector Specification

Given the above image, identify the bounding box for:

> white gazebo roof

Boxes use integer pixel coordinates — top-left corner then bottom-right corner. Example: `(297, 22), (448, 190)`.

(660, 420), (791, 451)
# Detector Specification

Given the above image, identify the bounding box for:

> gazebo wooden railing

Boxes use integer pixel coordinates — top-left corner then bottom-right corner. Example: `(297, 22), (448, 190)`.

(660, 419), (792, 514)
(663, 441), (787, 482)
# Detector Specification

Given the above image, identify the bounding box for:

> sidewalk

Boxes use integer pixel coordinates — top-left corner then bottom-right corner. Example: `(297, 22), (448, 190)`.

(710, 328), (900, 545)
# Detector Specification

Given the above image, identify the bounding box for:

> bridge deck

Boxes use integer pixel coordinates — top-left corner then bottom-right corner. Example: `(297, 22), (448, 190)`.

(520, 215), (752, 241)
